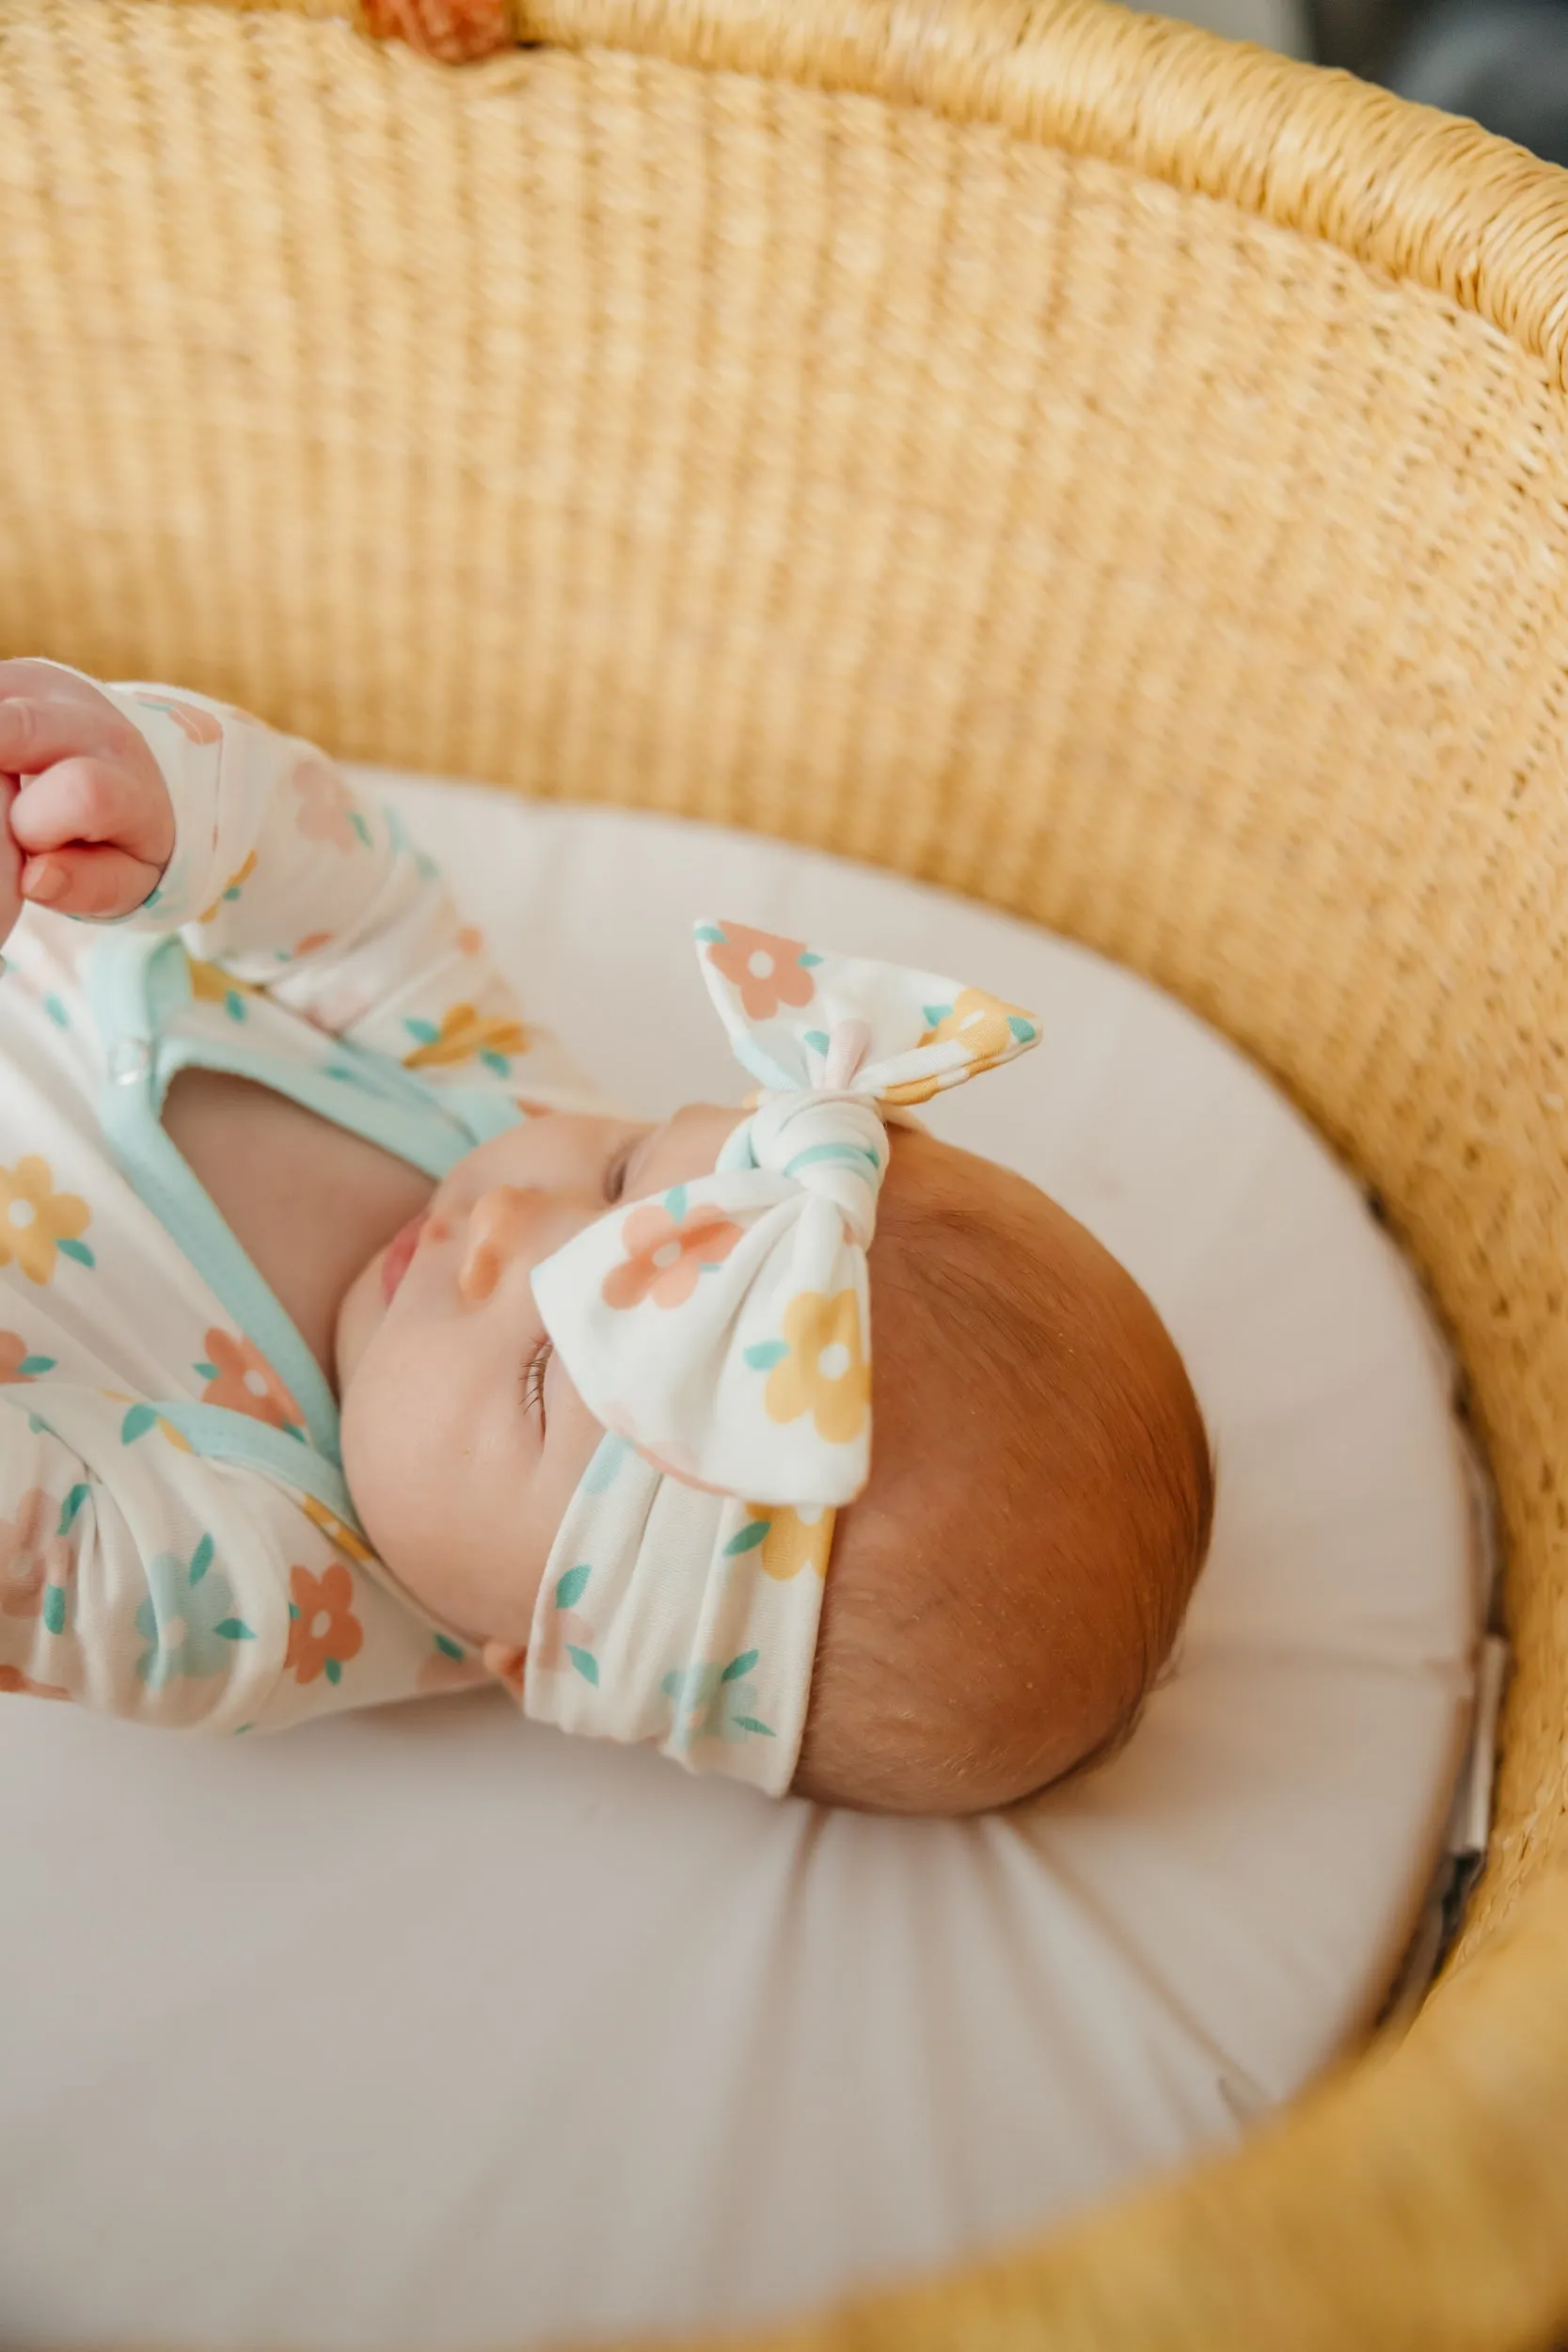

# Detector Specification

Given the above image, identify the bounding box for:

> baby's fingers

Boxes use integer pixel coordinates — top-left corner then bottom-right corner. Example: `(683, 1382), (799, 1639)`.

(10, 755), (174, 870)
(22, 846), (164, 921)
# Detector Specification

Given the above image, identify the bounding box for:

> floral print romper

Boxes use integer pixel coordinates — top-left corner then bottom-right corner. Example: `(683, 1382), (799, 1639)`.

(0, 676), (601, 1732)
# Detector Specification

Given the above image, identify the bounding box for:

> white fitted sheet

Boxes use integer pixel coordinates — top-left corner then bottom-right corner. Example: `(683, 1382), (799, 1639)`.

(0, 781), (1481, 2349)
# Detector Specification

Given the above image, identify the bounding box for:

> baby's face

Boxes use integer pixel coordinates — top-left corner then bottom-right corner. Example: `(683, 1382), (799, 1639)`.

(336, 1104), (740, 1646)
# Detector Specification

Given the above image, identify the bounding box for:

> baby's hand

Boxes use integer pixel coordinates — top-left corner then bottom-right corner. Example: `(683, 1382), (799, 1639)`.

(0, 661), (175, 922)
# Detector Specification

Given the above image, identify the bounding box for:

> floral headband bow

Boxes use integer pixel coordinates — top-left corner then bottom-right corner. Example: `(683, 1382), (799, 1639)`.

(519, 921), (1039, 1793)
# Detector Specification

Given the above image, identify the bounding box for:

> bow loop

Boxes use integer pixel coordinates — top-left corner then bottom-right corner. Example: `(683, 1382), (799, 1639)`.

(531, 921), (1038, 1510)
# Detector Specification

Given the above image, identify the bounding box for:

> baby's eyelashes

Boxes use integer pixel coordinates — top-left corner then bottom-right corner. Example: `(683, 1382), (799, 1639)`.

(604, 1133), (640, 1204)
(522, 1335), (552, 1427)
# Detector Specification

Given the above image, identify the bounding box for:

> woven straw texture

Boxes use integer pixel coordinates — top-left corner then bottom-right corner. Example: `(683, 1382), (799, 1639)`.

(4, 2), (1568, 2344)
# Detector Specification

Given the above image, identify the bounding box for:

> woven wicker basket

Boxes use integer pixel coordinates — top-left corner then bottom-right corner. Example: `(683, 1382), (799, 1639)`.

(4, 1), (1568, 2344)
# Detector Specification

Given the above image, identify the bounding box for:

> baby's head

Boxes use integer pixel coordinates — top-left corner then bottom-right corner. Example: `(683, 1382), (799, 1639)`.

(338, 1104), (1211, 1815)
(336, 927), (1212, 1815)
(795, 1123), (1212, 1811)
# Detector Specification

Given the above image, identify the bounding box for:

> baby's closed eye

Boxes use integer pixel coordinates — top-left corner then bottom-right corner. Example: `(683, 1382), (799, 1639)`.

(522, 1335), (553, 1425)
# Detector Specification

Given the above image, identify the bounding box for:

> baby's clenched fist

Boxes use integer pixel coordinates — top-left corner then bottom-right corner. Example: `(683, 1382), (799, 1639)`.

(0, 660), (175, 925)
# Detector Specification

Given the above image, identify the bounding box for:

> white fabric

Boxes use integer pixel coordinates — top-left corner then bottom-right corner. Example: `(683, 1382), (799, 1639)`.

(0, 778), (1481, 2351)
(527, 926), (1038, 1793)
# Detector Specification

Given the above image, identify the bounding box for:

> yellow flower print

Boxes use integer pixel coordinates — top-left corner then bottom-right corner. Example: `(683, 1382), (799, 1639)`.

(198, 850), (259, 924)
(300, 1494), (377, 1567)
(734, 1502), (836, 1581)
(762, 1290), (869, 1446)
(187, 957), (260, 1023)
(0, 1158), (93, 1286)
(402, 1004), (531, 1074)
(883, 987), (1037, 1105)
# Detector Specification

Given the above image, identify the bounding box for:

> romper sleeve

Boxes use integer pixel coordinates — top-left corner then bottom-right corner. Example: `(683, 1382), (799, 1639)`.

(0, 1386), (490, 1731)
(50, 671), (604, 1117)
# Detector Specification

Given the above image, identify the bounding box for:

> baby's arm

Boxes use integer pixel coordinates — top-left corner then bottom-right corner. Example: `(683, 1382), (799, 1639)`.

(0, 660), (599, 1108)
(0, 1390), (487, 1729)
(0, 1394), (282, 1728)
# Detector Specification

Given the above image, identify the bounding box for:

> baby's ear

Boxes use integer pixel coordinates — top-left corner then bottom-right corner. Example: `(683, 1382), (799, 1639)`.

(482, 1639), (527, 1695)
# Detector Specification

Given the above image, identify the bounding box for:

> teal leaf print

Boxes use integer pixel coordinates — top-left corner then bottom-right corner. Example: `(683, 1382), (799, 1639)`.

(404, 1017), (440, 1047)
(42, 1585), (67, 1636)
(135, 1540), (249, 1689)
(694, 923), (726, 945)
(798, 951), (823, 968)
(664, 1184), (689, 1222)
(743, 1340), (788, 1373)
(803, 1029), (830, 1055)
(566, 1646), (599, 1686)
(434, 1633), (467, 1661)
(1007, 1015), (1037, 1042)
(193, 1360), (217, 1381)
(349, 810), (372, 848)
(555, 1563), (592, 1610)
(18, 1355), (56, 1376)
(224, 990), (247, 1023)
(479, 1050), (512, 1078)
(922, 1003), (953, 1028)
(214, 1619), (256, 1642)
(55, 1238), (95, 1269)
(119, 1404), (158, 1444)
(57, 1485), (88, 1534)
(723, 1520), (769, 1557)
(325, 1656), (342, 1684)
(42, 993), (69, 1029)
(661, 1660), (773, 1746)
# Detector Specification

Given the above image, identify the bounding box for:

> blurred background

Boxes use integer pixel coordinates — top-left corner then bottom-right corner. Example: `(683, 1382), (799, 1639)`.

(1165, 0), (1568, 164)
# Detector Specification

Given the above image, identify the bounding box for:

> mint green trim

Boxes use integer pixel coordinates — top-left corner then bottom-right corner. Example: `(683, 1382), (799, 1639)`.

(151, 1405), (363, 1528)
(90, 938), (343, 1462)
(782, 1140), (881, 1179)
(84, 930), (519, 1496)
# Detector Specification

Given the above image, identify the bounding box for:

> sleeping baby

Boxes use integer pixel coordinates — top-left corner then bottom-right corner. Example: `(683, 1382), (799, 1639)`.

(0, 660), (1213, 1812)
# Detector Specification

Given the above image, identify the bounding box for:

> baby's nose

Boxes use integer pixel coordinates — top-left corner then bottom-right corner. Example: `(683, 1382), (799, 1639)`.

(459, 1185), (545, 1304)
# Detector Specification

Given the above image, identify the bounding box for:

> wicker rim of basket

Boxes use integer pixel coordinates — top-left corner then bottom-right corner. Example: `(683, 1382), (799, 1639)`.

(53, 6), (1568, 2347)
(215, 0), (1568, 386)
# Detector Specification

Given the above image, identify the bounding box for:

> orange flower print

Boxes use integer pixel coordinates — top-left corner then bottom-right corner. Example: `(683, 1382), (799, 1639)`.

(0, 1330), (55, 1384)
(0, 1158), (92, 1285)
(0, 1483), (78, 1629)
(131, 694), (223, 746)
(197, 1330), (304, 1436)
(284, 1563), (364, 1687)
(703, 923), (819, 1023)
(0, 1664), (71, 1702)
(292, 756), (370, 853)
(759, 1289), (870, 1446)
(402, 1004), (531, 1075)
(733, 1502), (835, 1581)
(602, 1197), (744, 1312)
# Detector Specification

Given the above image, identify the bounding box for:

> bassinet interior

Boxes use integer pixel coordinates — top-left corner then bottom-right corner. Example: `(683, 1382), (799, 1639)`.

(3, 1), (1568, 2344)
